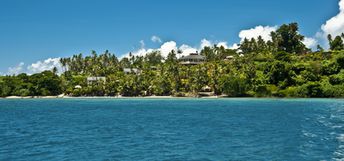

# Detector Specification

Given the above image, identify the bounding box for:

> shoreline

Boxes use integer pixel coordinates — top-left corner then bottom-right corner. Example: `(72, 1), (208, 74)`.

(1, 95), (223, 99)
(1, 95), (344, 100)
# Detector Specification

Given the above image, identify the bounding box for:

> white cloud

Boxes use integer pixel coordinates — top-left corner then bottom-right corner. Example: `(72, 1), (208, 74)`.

(238, 25), (277, 42)
(229, 43), (239, 50)
(5, 58), (63, 75)
(122, 41), (180, 59)
(139, 40), (145, 48)
(302, 37), (318, 49)
(160, 41), (178, 57)
(121, 48), (155, 60)
(179, 44), (197, 56)
(121, 38), (238, 59)
(200, 39), (212, 49)
(238, 25), (319, 50)
(7, 62), (24, 75)
(151, 35), (162, 43)
(120, 40), (155, 59)
(217, 41), (229, 49)
(178, 39), (235, 56)
(200, 39), (234, 50)
(27, 58), (62, 74)
(321, 0), (344, 37)
(316, 0), (344, 48)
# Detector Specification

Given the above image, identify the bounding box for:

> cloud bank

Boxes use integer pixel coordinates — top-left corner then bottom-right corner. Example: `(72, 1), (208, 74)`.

(7, 62), (25, 75)
(120, 38), (238, 59)
(238, 25), (277, 42)
(27, 58), (62, 74)
(321, 0), (344, 38)
(5, 58), (63, 75)
(315, 0), (344, 48)
(238, 25), (318, 49)
(302, 37), (318, 49)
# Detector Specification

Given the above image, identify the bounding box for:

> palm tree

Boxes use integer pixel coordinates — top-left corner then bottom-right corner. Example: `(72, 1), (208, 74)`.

(177, 49), (182, 59)
(59, 58), (67, 74)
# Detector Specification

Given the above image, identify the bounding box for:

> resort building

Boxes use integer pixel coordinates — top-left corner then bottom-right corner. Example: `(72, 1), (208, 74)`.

(123, 68), (141, 75)
(87, 77), (106, 85)
(224, 55), (234, 61)
(179, 53), (206, 65)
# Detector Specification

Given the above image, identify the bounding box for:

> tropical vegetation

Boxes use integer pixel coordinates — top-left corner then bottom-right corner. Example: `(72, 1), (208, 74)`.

(2, 23), (344, 98)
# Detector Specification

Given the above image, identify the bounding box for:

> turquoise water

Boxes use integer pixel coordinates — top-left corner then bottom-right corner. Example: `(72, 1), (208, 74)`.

(0, 99), (343, 160)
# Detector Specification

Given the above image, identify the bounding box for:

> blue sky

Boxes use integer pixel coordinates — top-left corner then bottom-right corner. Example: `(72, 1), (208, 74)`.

(0, 0), (341, 74)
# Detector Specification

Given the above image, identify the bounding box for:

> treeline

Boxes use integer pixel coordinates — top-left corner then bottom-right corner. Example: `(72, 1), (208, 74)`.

(2, 23), (344, 98)
(0, 71), (62, 97)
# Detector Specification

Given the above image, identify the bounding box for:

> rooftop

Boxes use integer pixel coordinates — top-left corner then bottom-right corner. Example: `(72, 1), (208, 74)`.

(87, 77), (106, 81)
(123, 68), (141, 74)
(179, 53), (205, 61)
(179, 53), (205, 65)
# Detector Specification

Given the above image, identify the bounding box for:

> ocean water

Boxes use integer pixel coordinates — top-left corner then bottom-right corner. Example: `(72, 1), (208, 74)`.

(0, 98), (343, 161)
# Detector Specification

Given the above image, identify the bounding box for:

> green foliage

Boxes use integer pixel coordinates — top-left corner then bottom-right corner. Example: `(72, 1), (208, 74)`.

(274, 51), (292, 62)
(254, 85), (274, 97)
(336, 52), (344, 69)
(328, 34), (344, 51)
(271, 23), (308, 54)
(321, 60), (339, 75)
(200, 46), (237, 62)
(240, 36), (273, 54)
(151, 75), (172, 96)
(302, 82), (323, 98)
(0, 83), (11, 97)
(144, 51), (163, 66)
(264, 60), (293, 86)
(322, 84), (344, 97)
(329, 71), (344, 85)
(0, 71), (62, 97)
(220, 73), (249, 97)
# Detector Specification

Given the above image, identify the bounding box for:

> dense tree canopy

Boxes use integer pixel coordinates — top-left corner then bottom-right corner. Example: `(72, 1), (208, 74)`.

(272, 23), (308, 54)
(328, 34), (344, 51)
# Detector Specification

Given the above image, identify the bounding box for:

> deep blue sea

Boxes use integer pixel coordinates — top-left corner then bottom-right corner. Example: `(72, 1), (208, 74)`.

(0, 98), (343, 161)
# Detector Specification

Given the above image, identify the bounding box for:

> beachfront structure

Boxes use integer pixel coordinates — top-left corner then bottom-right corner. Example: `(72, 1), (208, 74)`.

(224, 55), (234, 61)
(87, 77), (106, 85)
(123, 68), (141, 75)
(179, 53), (206, 65)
